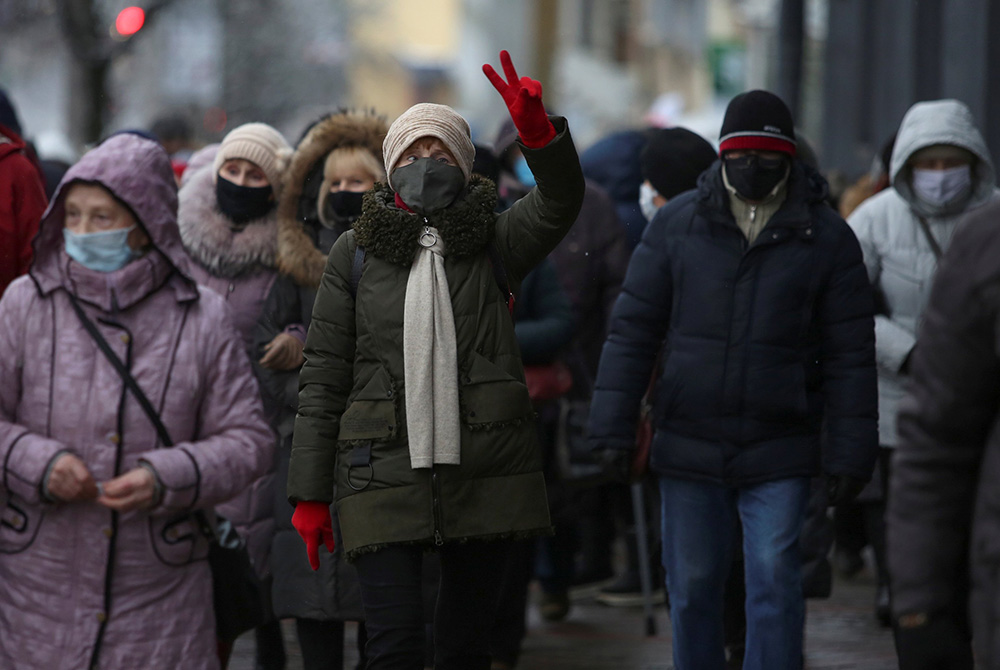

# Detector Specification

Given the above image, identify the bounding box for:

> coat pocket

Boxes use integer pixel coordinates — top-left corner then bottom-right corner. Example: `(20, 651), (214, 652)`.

(461, 353), (534, 426)
(149, 513), (210, 567)
(0, 497), (42, 554)
(338, 367), (398, 441)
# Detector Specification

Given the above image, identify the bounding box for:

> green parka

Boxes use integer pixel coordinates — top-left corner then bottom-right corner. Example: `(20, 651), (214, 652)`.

(287, 118), (585, 558)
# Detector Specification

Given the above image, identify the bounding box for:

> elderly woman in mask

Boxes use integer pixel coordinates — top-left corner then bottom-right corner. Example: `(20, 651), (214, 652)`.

(848, 99), (1000, 626)
(0, 133), (273, 669)
(177, 122), (293, 668)
(286, 52), (585, 669)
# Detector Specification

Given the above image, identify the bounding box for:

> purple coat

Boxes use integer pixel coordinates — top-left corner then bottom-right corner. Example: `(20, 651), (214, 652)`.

(0, 134), (274, 669)
(179, 160), (281, 579)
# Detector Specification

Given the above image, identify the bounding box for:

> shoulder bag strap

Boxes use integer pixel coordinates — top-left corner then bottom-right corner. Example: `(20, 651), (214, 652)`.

(66, 292), (215, 534)
(916, 215), (944, 261)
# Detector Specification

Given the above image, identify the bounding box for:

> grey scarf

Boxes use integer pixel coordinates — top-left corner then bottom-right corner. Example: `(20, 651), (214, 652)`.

(403, 225), (460, 468)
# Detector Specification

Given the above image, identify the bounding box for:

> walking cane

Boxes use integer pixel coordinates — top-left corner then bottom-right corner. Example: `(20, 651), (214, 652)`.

(630, 480), (657, 636)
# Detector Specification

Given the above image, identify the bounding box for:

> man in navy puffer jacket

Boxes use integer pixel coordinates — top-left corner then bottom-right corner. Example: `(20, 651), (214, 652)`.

(588, 90), (878, 670)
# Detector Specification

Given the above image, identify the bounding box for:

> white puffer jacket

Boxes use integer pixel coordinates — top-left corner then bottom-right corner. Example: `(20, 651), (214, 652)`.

(848, 99), (1000, 446)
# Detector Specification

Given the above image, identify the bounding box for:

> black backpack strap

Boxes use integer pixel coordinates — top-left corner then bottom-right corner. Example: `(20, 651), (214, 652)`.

(485, 242), (515, 317)
(349, 243), (366, 299)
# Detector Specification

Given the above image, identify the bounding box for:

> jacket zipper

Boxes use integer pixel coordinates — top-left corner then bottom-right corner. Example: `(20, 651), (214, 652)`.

(431, 470), (444, 546)
(88, 321), (131, 670)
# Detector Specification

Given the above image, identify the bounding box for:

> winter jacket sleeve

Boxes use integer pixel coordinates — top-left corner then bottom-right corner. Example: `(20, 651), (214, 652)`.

(848, 200), (915, 373)
(586, 199), (679, 453)
(816, 216), (879, 479)
(0, 280), (67, 505)
(888, 206), (1000, 617)
(255, 274), (304, 418)
(495, 117), (585, 284)
(287, 233), (357, 503)
(514, 258), (575, 365)
(139, 292), (275, 514)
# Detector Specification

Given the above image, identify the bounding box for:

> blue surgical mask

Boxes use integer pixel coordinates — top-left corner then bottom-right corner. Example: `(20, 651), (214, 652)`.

(513, 156), (536, 188)
(63, 226), (139, 272)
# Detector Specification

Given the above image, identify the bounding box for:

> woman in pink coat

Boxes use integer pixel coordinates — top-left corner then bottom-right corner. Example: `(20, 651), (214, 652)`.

(0, 132), (274, 669)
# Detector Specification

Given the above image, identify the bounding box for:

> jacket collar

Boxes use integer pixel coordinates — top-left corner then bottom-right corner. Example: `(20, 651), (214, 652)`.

(353, 176), (498, 266)
(59, 248), (179, 313)
(697, 160), (828, 230)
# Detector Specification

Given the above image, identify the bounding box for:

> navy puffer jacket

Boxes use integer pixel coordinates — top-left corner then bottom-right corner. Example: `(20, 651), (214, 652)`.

(588, 161), (878, 486)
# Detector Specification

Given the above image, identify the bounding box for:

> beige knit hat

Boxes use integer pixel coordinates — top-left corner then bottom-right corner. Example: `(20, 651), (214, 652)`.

(213, 122), (292, 197)
(383, 103), (476, 190)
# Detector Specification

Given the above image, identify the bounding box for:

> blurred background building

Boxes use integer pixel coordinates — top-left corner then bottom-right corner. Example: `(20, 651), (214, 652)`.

(1, 0), (997, 181)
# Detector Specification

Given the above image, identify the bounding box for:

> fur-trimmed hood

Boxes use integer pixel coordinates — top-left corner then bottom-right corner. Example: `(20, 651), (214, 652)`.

(277, 109), (388, 288)
(354, 178), (498, 266)
(178, 164), (278, 278)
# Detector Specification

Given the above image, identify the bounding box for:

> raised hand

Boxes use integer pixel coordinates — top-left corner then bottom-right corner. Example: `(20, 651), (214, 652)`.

(483, 50), (556, 148)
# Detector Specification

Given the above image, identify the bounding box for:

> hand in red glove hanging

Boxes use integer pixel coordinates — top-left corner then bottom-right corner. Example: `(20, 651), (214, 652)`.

(483, 50), (556, 148)
(292, 500), (335, 570)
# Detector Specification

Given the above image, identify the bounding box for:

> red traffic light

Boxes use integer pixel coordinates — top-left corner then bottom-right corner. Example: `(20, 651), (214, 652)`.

(115, 7), (145, 36)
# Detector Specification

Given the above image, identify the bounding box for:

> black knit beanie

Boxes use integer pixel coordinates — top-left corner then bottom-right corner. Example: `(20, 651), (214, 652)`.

(640, 127), (718, 199)
(718, 90), (796, 157)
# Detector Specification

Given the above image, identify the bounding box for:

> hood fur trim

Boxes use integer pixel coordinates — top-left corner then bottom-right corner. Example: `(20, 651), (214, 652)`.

(178, 165), (278, 278)
(278, 109), (389, 288)
(353, 176), (498, 267)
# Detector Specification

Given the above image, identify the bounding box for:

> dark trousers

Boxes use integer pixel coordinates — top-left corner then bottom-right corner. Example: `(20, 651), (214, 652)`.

(354, 541), (511, 670)
(488, 539), (534, 666)
(295, 618), (345, 670)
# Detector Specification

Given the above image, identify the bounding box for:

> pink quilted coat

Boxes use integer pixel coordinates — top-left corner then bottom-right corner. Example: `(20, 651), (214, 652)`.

(0, 134), (274, 669)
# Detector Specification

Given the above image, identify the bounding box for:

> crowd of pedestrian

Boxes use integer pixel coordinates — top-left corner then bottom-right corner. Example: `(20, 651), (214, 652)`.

(2, 45), (1000, 670)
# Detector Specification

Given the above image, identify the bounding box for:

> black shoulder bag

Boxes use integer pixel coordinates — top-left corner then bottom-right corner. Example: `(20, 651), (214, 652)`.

(67, 292), (265, 642)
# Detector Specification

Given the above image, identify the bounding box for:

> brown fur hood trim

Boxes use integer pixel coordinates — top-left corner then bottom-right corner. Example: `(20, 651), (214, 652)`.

(277, 109), (388, 288)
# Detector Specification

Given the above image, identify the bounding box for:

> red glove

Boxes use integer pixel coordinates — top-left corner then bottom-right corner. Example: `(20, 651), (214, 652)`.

(292, 501), (335, 570)
(483, 50), (556, 148)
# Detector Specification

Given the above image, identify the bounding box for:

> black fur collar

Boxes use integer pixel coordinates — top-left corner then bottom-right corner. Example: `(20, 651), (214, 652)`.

(353, 176), (498, 266)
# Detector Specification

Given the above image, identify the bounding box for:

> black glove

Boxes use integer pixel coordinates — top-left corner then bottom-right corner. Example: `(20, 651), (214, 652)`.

(826, 474), (867, 506)
(895, 614), (973, 670)
(597, 448), (632, 484)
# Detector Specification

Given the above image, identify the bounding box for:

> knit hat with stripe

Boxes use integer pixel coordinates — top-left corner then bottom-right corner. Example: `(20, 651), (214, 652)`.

(718, 90), (797, 157)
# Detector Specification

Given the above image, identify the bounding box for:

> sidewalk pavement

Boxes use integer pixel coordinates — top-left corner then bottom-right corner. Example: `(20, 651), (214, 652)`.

(231, 571), (895, 669)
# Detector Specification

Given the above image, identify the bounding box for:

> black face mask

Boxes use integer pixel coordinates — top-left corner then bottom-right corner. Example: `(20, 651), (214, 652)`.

(323, 190), (364, 226)
(216, 176), (275, 225)
(391, 158), (466, 215)
(724, 154), (789, 202)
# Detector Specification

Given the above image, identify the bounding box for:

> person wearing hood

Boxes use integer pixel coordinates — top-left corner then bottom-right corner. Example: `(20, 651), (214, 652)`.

(589, 90), (878, 670)
(847, 99), (999, 632)
(177, 122), (293, 669)
(258, 108), (388, 670)
(286, 51), (584, 669)
(0, 88), (48, 297)
(0, 133), (273, 669)
(580, 128), (651, 249)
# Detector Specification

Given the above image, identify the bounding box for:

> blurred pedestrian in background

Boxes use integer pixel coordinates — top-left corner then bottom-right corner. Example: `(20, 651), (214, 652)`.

(848, 98), (999, 629)
(286, 51), (584, 669)
(887, 197), (1000, 670)
(177, 122), (293, 669)
(261, 108), (388, 670)
(0, 132), (273, 669)
(580, 129), (649, 249)
(0, 87), (48, 297)
(589, 90), (878, 670)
